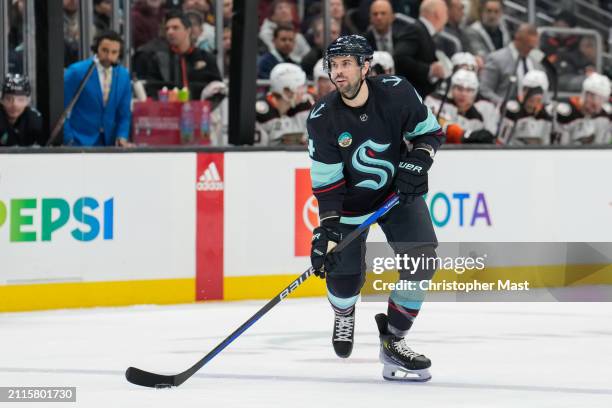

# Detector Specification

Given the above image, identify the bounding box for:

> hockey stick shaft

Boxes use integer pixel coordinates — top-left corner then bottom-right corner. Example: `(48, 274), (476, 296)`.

(126, 194), (399, 388)
(46, 60), (97, 147)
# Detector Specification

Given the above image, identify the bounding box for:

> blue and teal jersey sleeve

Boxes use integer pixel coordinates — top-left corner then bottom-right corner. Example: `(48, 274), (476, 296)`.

(399, 82), (445, 150)
(307, 101), (346, 216)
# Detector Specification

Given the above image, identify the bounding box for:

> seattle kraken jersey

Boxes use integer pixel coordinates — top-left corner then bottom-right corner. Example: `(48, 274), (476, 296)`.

(307, 75), (444, 223)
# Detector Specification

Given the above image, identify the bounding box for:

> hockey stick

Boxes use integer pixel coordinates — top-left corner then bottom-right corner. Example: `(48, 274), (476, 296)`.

(46, 60), (97, 146)
(125, 194), (400, 388)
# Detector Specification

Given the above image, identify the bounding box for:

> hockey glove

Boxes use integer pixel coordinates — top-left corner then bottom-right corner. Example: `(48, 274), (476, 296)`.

(310, 218), (342, 279)
(395, 149), (433, 205)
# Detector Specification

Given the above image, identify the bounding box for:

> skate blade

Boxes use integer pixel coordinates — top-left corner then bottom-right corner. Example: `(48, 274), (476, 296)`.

(382, 365), (432, 382)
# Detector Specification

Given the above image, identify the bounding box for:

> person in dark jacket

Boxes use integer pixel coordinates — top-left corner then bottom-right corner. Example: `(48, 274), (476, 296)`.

(394, 0), (448, 98)
(131, 0), (165, 49)
(133, 10), (222, 98)
(0, 74), (44, 147)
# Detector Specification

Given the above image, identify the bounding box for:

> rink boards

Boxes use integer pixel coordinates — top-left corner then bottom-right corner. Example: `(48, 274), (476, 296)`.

(1, 150), (611, 311)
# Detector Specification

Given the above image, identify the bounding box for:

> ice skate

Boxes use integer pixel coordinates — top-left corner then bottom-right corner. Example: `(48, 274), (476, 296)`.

(332, 307), (355, 358)
(375, 313), (431, 382)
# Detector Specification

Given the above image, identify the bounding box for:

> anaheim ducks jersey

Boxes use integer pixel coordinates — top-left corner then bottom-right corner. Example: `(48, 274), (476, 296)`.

(424, 93), (498, 136)
(500, 99), (553, 145)
(255, 94), (314, 146)
(307, 75), (444, 223)
(556, 97), (612, 145)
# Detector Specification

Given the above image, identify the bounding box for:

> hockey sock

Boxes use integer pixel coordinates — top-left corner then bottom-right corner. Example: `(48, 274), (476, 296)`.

(327, 289), (358, 316)
(387, 298), (420, 337)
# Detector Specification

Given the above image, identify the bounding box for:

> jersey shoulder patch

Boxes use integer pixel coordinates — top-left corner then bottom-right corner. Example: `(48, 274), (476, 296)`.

(255, 100), (280, 123)
(556, 102), (572, 117)
(255, 100), (270, 115)
(506, 100), (520, 113)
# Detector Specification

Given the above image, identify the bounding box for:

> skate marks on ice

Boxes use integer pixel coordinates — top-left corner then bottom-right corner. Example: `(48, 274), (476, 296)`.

(1, 366), (612, 396)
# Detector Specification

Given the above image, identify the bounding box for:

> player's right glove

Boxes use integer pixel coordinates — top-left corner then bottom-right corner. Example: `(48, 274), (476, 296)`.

(310, 217), (342, 279)
(395, 149), (433, 205)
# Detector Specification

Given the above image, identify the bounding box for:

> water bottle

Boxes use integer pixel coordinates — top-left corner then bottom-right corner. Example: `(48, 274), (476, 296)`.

(200, 103), (210, 143)
(180, 102), (195, 144)
(158, 86), (169, 102)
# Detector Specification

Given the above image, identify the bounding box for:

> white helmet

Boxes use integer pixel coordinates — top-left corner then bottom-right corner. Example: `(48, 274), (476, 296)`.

(522, 70), (549, 92)
(371, 51), (395, 73)
(451, 69), (478, 90)
(582, 73), (611, 99)
(451, 52), (477, 71)
(313, 58), (327, 80)
(270, 63), (306, 95)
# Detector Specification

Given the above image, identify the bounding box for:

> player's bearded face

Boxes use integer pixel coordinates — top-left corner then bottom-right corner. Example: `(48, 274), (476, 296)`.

(330, 56), (366, 98)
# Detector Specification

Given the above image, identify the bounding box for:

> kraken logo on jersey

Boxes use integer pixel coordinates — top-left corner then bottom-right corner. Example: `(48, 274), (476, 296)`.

(351, 140), (395, 190)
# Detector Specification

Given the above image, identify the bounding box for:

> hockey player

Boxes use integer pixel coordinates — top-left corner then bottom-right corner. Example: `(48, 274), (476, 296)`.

(425, 69), (497, 143)
(450, 52), (478, 72)
(499, 70), (553, 145)
(307, 35), (444, 381)
(0, 74), (44, 146)
(370, 51), (395, 76)
(557, 73), (611, 145)
(255, 63), (313, 146)
(313, 59), (335, 100)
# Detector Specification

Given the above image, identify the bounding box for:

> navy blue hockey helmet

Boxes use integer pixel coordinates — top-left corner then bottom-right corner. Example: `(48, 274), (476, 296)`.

(2, 74), (31, 97)
(323, 35), (374, 73)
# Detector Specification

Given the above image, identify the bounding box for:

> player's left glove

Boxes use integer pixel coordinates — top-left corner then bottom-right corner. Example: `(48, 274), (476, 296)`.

(310, 218), (343, 279)
(395, 149), (433, 205)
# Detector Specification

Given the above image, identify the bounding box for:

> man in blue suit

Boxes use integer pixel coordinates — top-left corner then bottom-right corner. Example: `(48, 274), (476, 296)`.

(64, 30), (132, 146)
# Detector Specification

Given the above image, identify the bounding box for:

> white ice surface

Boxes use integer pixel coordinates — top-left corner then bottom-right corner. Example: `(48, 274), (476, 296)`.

(1, 298), (612, 408)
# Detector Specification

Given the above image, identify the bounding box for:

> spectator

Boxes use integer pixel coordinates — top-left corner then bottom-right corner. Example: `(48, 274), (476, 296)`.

(64, 0), (80, 67)
(365, 0), (409, 54)
(223, 0), (234, 25)
(439, 0), (471, 55)
(131, 0), (165, 50)
(556, 36), (598, 93)
(330, 0), (355, 35)
(301, 16), (341, 79)
(0, 74), (44, 147)
(259, 0), (311, 63)
(313, 58), (335, 100)
(222, 25), (232, 76)
(64, 30), (132, 147)
(255, 63), (313, 145)
(94, 0), (112, 34)
(465, 0), (511, 58)
(370, 50), (396, 76)
(9, 0), (24, 51)
(183, 0), (216, 51)
(500, 70), (552, 145)
(133, 10), (222, 98)
(479, 24), (541, 105)
(394, 0), (449, 98)
(541, 9), (579, 57)
(185, 10), (207, 50)
(557, 73), (612, 145)
(258, 24), (300, 79)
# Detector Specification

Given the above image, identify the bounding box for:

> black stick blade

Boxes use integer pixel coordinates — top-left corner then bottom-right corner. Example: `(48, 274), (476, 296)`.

(125, 367), (177, 388)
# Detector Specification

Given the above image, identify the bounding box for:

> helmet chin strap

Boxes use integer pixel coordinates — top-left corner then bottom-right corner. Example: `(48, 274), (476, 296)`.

(343, 78), (365, 100)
